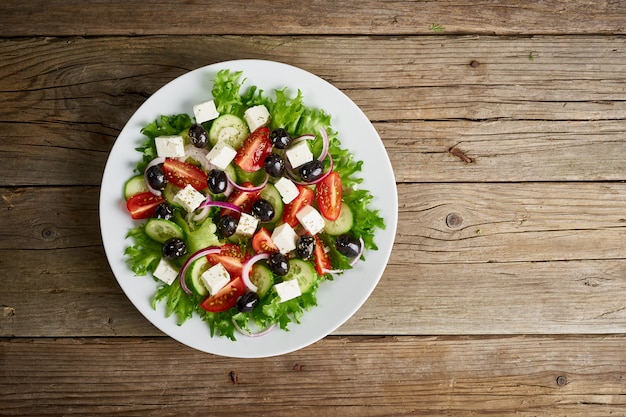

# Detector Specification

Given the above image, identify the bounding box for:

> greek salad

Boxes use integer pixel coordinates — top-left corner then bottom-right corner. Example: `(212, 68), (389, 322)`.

(123, 69), (385, 340)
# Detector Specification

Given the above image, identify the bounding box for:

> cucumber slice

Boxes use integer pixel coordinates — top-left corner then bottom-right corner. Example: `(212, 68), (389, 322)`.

(259, 183), (284, 222)
(144, 218), (185, 243)
(283, 259), (316, 293)
(324, 202), (354, 235)
(234, 165), (267, 186)
(163, 183), (182, 206)
(208, 114), (249, 148)
(249, 263), (274, 299)
(186, 257), (209, 296)
(123, 175), (148, 200)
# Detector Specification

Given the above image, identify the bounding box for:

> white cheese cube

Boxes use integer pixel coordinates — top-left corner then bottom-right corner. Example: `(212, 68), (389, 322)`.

(235, 213), (259, 237)
(271, 223), (298, 254)
(193, 100), (219, 124)
(173, 184), (205, 212)
(206, 141), (237, 170)
(285, 140), (314, 168)
(153, 258), (179, 285)
(274, 177), (299, 204)
(155, 135), (185, 158)
(274, 279), (301, 303)
(244, 104), (270, 132)
(296, 205), (326, 235)
(200, 263), (231, 295)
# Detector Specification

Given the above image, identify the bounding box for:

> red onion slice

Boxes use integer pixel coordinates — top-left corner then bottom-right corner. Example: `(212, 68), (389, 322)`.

(286, 154), (334, 186)
(241, 252), (270, 292)
(317, 128), (330, 161)
(225, 170), (270, 193)
(143, 157), (166, 196)
(232, 319), (277, 338)
(177, 246), (222, 294)
(198, 199), (242, 214)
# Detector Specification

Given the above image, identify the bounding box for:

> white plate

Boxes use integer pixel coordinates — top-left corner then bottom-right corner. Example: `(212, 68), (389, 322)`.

(99, 60), (398, 358)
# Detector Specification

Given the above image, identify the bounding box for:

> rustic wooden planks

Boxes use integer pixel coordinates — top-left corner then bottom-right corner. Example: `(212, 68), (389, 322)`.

(1, 336), (625, 416)
(1, 0), (625, 36)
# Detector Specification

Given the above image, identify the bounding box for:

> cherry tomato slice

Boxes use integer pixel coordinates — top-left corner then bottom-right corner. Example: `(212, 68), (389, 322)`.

(316, 171), (342, 221)
(252, 228), (279, 253)
(200, 276), (245, 313)
(220, 182), (261, 218)
(126, 192), (165, 219)
(313, 235), (331, 275)
(233, 127), (273, 173)
(162, 158), (208, 191)
(282, 185), (314, 227)
(206, 243), (248, 277)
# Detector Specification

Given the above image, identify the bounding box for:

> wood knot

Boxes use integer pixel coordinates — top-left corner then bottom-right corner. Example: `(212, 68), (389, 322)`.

(446, 213), (463, 229)
(40, 224), (58, 242)
(469, 60), (480, 68)
(556, 375), (568, 386)
(229, 370), (239, 384)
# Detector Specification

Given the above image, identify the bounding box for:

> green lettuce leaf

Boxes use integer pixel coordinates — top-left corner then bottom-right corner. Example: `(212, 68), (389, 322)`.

(124, 225), (162, 275)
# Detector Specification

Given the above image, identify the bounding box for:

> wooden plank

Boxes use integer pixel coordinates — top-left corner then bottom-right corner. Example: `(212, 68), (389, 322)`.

(3, 183), (626, 337)
(3, 118), (626, 186)
(1, 336), (625, 416)
(1, 0), (625, 36)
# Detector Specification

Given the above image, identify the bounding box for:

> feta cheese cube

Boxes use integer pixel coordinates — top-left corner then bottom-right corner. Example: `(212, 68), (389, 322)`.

(244, 104), (270, 132)
(274, 279), (301, 303)
(153, 258), (179, 285)
(271, 223), (298, 254)
(296, 205), (326, 235)
(200, 263), (231, 295)
(285, 140), (314, 168)
(173, 184), (205, 212)
(206, 141), (237, 170)
(155, 135), (185, 158)
(235, 213), (259, 237)
(274, 177), (299, 204)
(193, 99), (219, 124)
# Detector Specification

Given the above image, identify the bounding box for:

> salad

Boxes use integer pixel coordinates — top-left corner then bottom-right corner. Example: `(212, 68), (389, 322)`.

(123, 69), (385, 340)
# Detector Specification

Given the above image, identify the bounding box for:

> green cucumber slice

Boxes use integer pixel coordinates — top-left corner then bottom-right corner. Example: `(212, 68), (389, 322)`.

(234, 165), (267, 186)
(323, 202), (354, 235)
(249, 263), (274, 299)
(187, 257), (209, 296)
(259, 182), (284, 222)
(123, 175), (148, 200)
(144, 218), (185, 243)
(282, 259), (316, 293)
(208, 114), (249, 148)
(163, 183), (182, 206)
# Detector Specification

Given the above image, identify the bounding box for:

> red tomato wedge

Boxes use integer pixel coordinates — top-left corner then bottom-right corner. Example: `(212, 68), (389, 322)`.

(313, 235), (331, 275)
(220, 182), (261, 218)
(162, 158), (208, 191)
(233, 127), (273, 172)
(206, 243), (248, 277)
(199, 276), (245, 313)
(316, 171), (342, 221)
(282, 185), (314, 227)
(252, 228), (279, 253)
(126, 192), (164, 219)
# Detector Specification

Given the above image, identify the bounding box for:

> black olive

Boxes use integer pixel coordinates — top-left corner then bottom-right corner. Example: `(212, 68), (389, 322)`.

(162, 238), (187, 260)
(188, 124), (209, 148)
(270, 128), (291, 149)
(236, 292), (260, 313)
(267, 252), (289, 276)
(217, 215), (238, 237)
(250, 199), (275, 222)
(146, 163), (168, 191)
(299, 159), (324, 182)
(335, 234), (361, 258)
(208, 169), (228, 194)
(154, 203), (174, 220)
(264, 153), (285, 177)
(296, 235), (315, 260)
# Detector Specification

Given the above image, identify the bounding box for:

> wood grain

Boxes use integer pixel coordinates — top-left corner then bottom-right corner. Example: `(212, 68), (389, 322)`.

(3, 183), (626, 337)
(1, 0), (624, 36)
(1, 336), (625, 416)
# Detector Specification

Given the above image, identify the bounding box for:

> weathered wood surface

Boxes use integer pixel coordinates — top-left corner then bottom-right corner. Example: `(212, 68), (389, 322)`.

(2, 0), (626, 415)
(1, 0), (624, 36)
(2, 336), (626, 416)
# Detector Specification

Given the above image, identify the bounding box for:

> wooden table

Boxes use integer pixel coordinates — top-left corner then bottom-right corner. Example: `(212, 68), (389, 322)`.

(2, 1), (626, 415)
